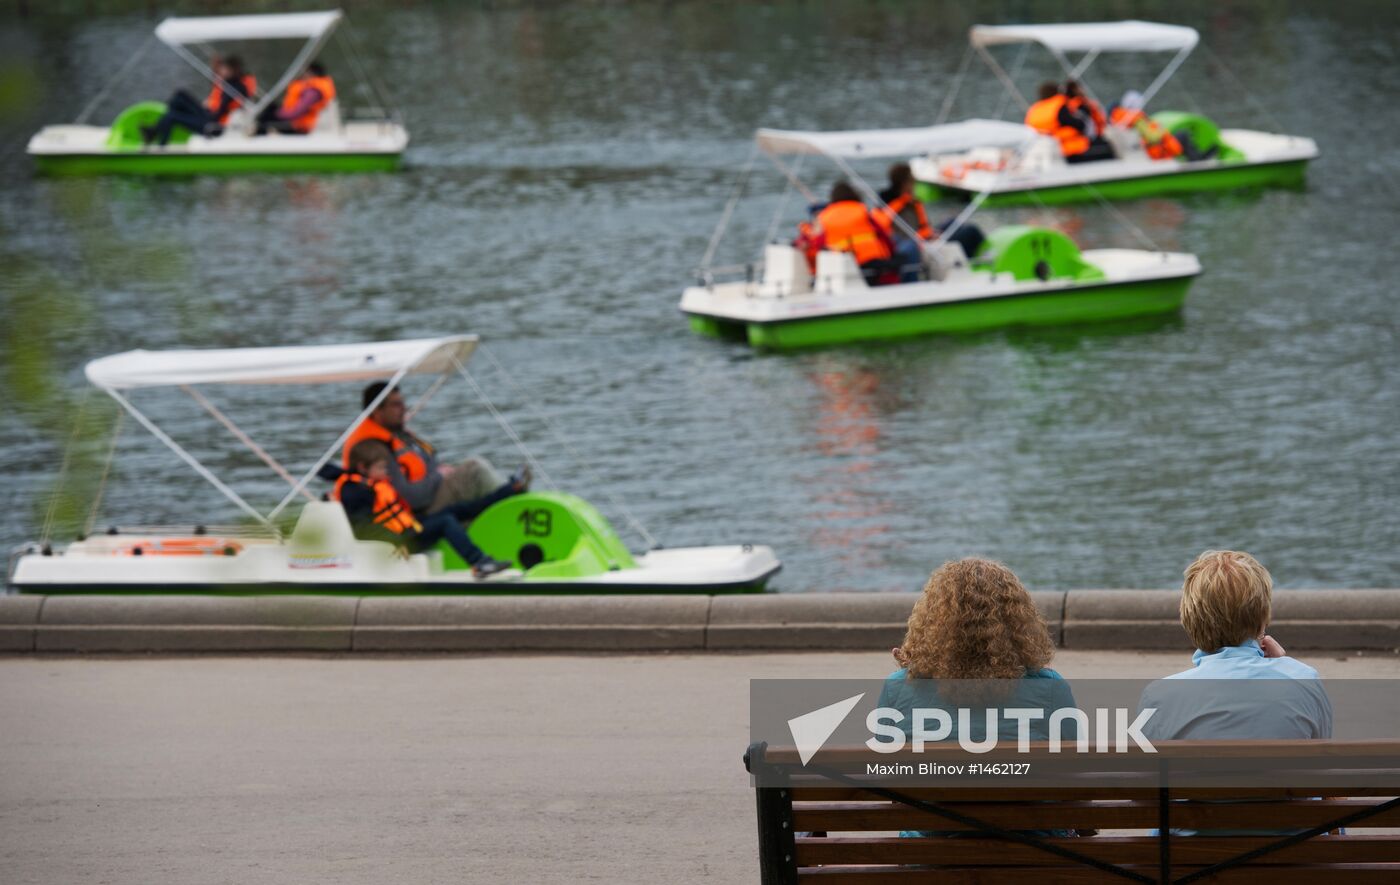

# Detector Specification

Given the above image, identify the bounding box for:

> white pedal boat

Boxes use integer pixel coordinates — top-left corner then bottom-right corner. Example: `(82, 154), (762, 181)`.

(28, 10), (408, 176)
(8, 337), (780, 595)
(911, 21), (1318, 206)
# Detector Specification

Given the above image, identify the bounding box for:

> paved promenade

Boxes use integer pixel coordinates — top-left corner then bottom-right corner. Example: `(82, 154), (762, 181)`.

(3, 650), (1399, 885)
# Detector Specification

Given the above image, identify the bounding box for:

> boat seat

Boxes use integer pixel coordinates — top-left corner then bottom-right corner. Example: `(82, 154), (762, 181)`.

(923, 241), (969, 282)
(313, 99), (343, 135)
(814, 251), (868, 294)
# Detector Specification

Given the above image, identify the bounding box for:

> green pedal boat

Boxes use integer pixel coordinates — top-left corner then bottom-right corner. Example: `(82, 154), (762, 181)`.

(9, 337), (779, 594)
(27, 10), (407, 176)
(911, 21), (1317, 206)
(681, 122), (1200, 351)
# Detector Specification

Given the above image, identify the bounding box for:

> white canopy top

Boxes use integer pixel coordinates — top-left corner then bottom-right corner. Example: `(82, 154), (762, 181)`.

(155, 11), (343, 46)
(969, 21), (1199, 54)
(86, 336), (478, 390)
(756, 119), (1039, 158)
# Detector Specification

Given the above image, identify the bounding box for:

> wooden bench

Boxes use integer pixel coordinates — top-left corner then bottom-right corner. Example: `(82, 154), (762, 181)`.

(745, 740), (1400, 883)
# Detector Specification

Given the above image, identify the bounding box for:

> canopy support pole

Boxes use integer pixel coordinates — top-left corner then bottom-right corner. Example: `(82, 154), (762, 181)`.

(700, 141), (760, 272)
(74, 35), (157, 124)
(243, 27), (338, 120)
(335, 26), (399, 123)
(405, 368), (453, 423)
(762, 153), (804, 247)
(828, 154), (925, 247)
(974, 43), (1029, 110)
(1069, 48), (1101, 79)
(451, 356), (559, 494)
(182, 385), (307, 496)
(166, 43), (257, 115)
(991, 43), (1031, 121)
(266, 364), (411, 522)
(1140, 46), (1194, 108)
(102, 387), (276, 533)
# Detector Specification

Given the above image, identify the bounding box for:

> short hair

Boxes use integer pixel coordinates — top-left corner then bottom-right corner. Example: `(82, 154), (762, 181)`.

(308, 61), (327, 77)
(1179, 550), (1273, 652)
(224, 55), (245, 77)
(1038, 81), (1059, 100)
(829, 180), (861, 204)
(886, 162), (914, 190)
(348, 439), (393, 472)
(1064, 79), (1083, 97)
(362, 381), (398, 410)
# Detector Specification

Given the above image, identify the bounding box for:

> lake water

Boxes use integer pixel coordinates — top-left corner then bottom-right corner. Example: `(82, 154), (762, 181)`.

(2, 1), (1396, 592)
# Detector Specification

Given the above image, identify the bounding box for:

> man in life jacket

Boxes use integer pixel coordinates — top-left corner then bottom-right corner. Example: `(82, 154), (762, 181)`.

(814, 181), (899, 285)
(142, 55), (256, 146)
(336, 440), (515, 579)
(257, 61), (336, 135)
(1024, 81), (1114, 165)
(345, 381), (530, 519)
(872, 163), (986, 283)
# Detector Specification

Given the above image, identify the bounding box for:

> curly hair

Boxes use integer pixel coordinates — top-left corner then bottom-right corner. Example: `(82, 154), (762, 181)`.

(898, 558), (1054, 680)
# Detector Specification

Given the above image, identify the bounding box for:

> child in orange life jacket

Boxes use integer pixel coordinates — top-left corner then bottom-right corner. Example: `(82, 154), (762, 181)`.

(337, 440), (521, 579)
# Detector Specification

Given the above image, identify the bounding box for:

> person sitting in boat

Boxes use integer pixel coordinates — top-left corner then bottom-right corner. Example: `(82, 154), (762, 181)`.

(344, 382), (528, 519)
(874, 163), (986, 281)
(1110, 90), (1213, 162)
(336, 440), (516, 579)
(256, 61), (336, 135)
(142, 55), (256, 147)
(1109, 89), (1183, 160)
(1024, 81), (1114, 165)
(813, 181), (900, 285)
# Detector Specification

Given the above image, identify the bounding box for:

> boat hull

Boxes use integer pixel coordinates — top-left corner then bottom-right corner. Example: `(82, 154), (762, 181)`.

(920, 157), (1310, 207)
(687, 272), (1195, 350)
(32, 151), (402, 176)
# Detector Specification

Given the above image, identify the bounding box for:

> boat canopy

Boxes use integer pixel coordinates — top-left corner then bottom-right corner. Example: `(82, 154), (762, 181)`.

(85, 336), (478, 390)
(154, 11), (343, 46)
(756, 119), (1039, 159)
(969, 21), (1199, 54)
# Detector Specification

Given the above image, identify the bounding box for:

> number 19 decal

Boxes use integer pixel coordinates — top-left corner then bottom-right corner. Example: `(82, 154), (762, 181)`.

(517, 508), (553, 537)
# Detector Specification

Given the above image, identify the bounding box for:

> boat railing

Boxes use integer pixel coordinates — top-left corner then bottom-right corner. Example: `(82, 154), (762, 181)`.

(694, 262), (761, 295)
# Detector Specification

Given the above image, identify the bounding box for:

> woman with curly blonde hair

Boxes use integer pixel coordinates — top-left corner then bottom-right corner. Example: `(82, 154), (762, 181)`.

(879, 557), (1073, 728)
(894, 557), (1056, 680)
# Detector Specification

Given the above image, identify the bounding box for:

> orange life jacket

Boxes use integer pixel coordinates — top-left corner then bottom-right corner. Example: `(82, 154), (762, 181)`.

(281, 75), (336, 133)
(203, 74), (257, 124)
(1109, 107), (1183, 160)
(874, 192), (933, 240)
(1025, 94), (1089, 157)
(794, 221), (821, 272)
(342, 417), (433, 482)
(1067, 95), (1107, 136)
(816, 200), (892, 265)
(332, 472), (421, 535)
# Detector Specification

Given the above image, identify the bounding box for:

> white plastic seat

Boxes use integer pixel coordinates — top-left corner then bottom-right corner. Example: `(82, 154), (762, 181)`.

(312, 99), (343, 135)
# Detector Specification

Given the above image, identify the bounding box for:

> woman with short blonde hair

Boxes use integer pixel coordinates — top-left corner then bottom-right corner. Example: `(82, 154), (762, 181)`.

(1179, 550), (1273, 653)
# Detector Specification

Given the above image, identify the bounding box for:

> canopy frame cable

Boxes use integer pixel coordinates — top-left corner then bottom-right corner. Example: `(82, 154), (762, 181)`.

(991, 43), (1030, 120)
(1199, 42), (1286, 133)
(450, 356), (560, 494)
(476, 348), (661, 551)
(1140, 45), (1193, 108)
(40, 387), (91, 545)
(700, 141), (760, 273)
(83, 408), (125, 538)
(405, 369), (452, 423)
(182, 385), (308, 496)
(934, 43), (974, 125)
(974, 42), (1029, 110)
(102, 386), (277, 533)
(335, 26), (399, 124)
(74, 35), (157, 124)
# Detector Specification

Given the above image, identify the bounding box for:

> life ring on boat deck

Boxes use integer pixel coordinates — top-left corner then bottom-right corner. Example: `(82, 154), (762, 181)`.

(121, 538), (244, 557)
(941, 162), (968, 181)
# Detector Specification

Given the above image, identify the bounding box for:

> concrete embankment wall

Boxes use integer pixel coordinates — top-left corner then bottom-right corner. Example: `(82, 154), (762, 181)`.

(2, 590), (1398, 654)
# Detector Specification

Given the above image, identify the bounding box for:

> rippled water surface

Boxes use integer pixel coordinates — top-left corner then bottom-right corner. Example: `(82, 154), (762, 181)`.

(2, 1), (1397, 591)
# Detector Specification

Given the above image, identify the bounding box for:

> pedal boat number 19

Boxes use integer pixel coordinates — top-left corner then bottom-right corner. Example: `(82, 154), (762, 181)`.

(679, 121), (1201, 350)
(8, 337), (779, 594)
